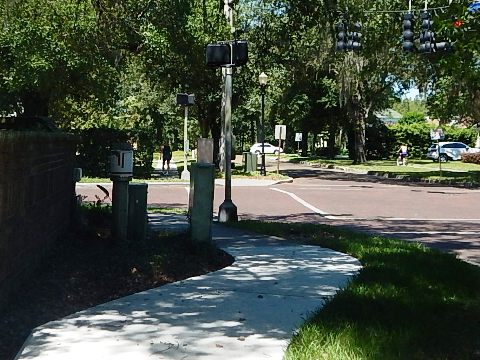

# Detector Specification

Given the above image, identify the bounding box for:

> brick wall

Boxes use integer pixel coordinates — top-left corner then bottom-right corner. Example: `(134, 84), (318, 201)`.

(0, 132), (77, 308)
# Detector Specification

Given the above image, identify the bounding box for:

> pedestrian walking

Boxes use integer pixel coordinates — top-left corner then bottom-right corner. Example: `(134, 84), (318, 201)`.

(162, 143), (172, 172)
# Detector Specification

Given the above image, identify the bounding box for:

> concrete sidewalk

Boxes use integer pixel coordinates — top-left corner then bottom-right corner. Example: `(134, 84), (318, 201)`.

(16, 215), (361, 360)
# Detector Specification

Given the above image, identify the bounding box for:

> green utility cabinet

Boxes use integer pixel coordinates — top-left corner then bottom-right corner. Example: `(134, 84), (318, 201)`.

(243, 152), (258, 172)
(189, 163), (215, 243)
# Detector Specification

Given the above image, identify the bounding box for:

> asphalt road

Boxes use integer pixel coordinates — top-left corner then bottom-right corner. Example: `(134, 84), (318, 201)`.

(76, 159), (480, 266)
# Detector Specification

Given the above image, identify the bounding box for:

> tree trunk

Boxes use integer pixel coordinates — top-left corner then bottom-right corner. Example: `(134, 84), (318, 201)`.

(218, 69), (226, 172)
(328, 125), (336, 159)
(301, 131), (308, 156)
(353, 110), (367, 164)
(21, 91), (49, 116)
(211, 118), (221, 169)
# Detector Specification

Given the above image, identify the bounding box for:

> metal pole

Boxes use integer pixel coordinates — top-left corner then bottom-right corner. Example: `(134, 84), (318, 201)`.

(181, 105), (190, 180)
(277, 129), (282, 174)
(218, 66), (238, 222)
(260, 86), (266, 176)
(438, 140), (442, 177)
(218, 0), (238, 223)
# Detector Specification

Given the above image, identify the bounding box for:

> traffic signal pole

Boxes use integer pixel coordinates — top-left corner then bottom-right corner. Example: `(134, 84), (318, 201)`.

(218, 0), (238, 223)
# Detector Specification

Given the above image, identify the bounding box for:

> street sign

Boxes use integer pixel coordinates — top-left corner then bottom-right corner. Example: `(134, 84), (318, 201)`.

(275, 125), (287, 140)
(430, 128), (444, 141)
(295, 133), (302, 142)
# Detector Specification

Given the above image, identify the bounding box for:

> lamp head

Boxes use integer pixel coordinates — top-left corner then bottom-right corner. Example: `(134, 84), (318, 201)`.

(258, 72), (268, 86)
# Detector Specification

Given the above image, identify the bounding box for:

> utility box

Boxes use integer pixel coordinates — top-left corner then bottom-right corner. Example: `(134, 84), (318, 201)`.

(109, 145), (133, 180)
(128, 183), (148, 243)
(243, 152), (257, 172)
(189, 163), (215, 243)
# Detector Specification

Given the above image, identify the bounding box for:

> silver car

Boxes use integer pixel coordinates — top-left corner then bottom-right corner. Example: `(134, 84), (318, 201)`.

(426, 142), (470, 162)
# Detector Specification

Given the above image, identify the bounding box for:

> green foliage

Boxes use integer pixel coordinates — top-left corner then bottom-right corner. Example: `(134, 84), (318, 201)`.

(443, 126), (478, 146)
(75, 126), (157, 178)
(76, 127), (129, 178)
(398, 111), (425, 126)
(392, 100), (427, 116)
(365, 118), (395, 159)
(389, 122), (432, 158)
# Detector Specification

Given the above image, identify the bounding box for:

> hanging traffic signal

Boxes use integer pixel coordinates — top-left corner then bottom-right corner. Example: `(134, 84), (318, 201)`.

(335, 22), (347, 51)
(418, 11), (434, 54)
(350, 22), (363, 51)
(402, 12), (415, 52)
(335, 20), (361, 52)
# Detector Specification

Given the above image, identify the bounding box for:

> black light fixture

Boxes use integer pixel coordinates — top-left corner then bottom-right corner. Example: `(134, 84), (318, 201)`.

(205, 41), (249, 68)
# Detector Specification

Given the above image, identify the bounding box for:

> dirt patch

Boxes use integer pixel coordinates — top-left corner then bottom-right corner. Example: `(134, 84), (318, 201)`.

(0, 228), (233, 360)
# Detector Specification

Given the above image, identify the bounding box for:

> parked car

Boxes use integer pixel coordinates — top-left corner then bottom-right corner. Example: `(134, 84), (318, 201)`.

(249, 142), (283, 155)
(426, 141), (472, 162)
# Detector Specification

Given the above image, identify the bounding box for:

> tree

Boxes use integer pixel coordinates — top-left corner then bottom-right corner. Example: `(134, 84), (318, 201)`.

(0, 0), (119, 116)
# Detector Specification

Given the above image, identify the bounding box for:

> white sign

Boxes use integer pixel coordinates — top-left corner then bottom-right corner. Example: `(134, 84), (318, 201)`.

(430, 128), (444, 141)
(275, 125), (287, 140)
(295, 133), (302, 142)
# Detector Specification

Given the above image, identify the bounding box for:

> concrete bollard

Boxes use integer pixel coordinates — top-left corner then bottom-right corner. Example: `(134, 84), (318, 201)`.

(189, 163), (215, 243)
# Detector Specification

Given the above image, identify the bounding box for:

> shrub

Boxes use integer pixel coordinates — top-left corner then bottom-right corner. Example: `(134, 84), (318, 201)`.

(75, 126), (156, 178)
(76, 127), (129, 177)
(443, 126), (477, 146)
(461, 152), (480, 164)
(366, 118), (396, 159)
(390, 122), (432, 158)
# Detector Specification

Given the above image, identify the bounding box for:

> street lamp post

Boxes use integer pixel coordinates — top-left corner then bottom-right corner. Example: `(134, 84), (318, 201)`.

(176, 93), (195, 180)
(258, 72), (268, 176)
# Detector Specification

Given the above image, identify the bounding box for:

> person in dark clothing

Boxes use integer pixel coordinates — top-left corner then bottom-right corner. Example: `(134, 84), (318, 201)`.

(162, 143), (172, 171)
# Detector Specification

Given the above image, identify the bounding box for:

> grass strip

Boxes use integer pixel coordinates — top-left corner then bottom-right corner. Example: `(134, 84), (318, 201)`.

(230, 221), (480, 359)
(288, 156), (480, 185)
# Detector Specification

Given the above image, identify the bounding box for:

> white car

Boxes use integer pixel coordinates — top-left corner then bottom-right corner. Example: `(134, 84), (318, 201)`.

(426, 141), (472, 162)
(249, 142), (283, 155)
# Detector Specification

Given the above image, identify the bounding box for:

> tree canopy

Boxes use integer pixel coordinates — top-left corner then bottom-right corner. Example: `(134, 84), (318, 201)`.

(0, 0), (478, 162)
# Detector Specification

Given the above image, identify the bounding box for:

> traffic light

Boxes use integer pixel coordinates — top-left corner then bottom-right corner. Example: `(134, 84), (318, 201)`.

(336, 20), (361, 52)
(402, 12), (415, 52)
(335, 22), (347, 51)
(418, 11), (434, 54)
(350, 22), (363, 51)
(453, 18), (464, 28)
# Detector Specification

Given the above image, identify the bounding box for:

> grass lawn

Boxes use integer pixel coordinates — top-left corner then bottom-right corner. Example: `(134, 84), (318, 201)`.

(290, 156), (480, 184)
(230, 220), (480, 359)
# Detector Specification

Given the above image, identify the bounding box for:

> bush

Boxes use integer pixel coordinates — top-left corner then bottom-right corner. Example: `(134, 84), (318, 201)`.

(443, 126), (477, 147)
(76, 127), (129, 177)
(76, 126), (156, 178)
(461, 152), (480, 164)
(390, 122), (432, 158)
(366, 118), (396, 159)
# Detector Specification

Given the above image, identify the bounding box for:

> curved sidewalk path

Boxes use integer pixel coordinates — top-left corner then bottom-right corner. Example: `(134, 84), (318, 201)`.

(16, 215), (361, 360)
